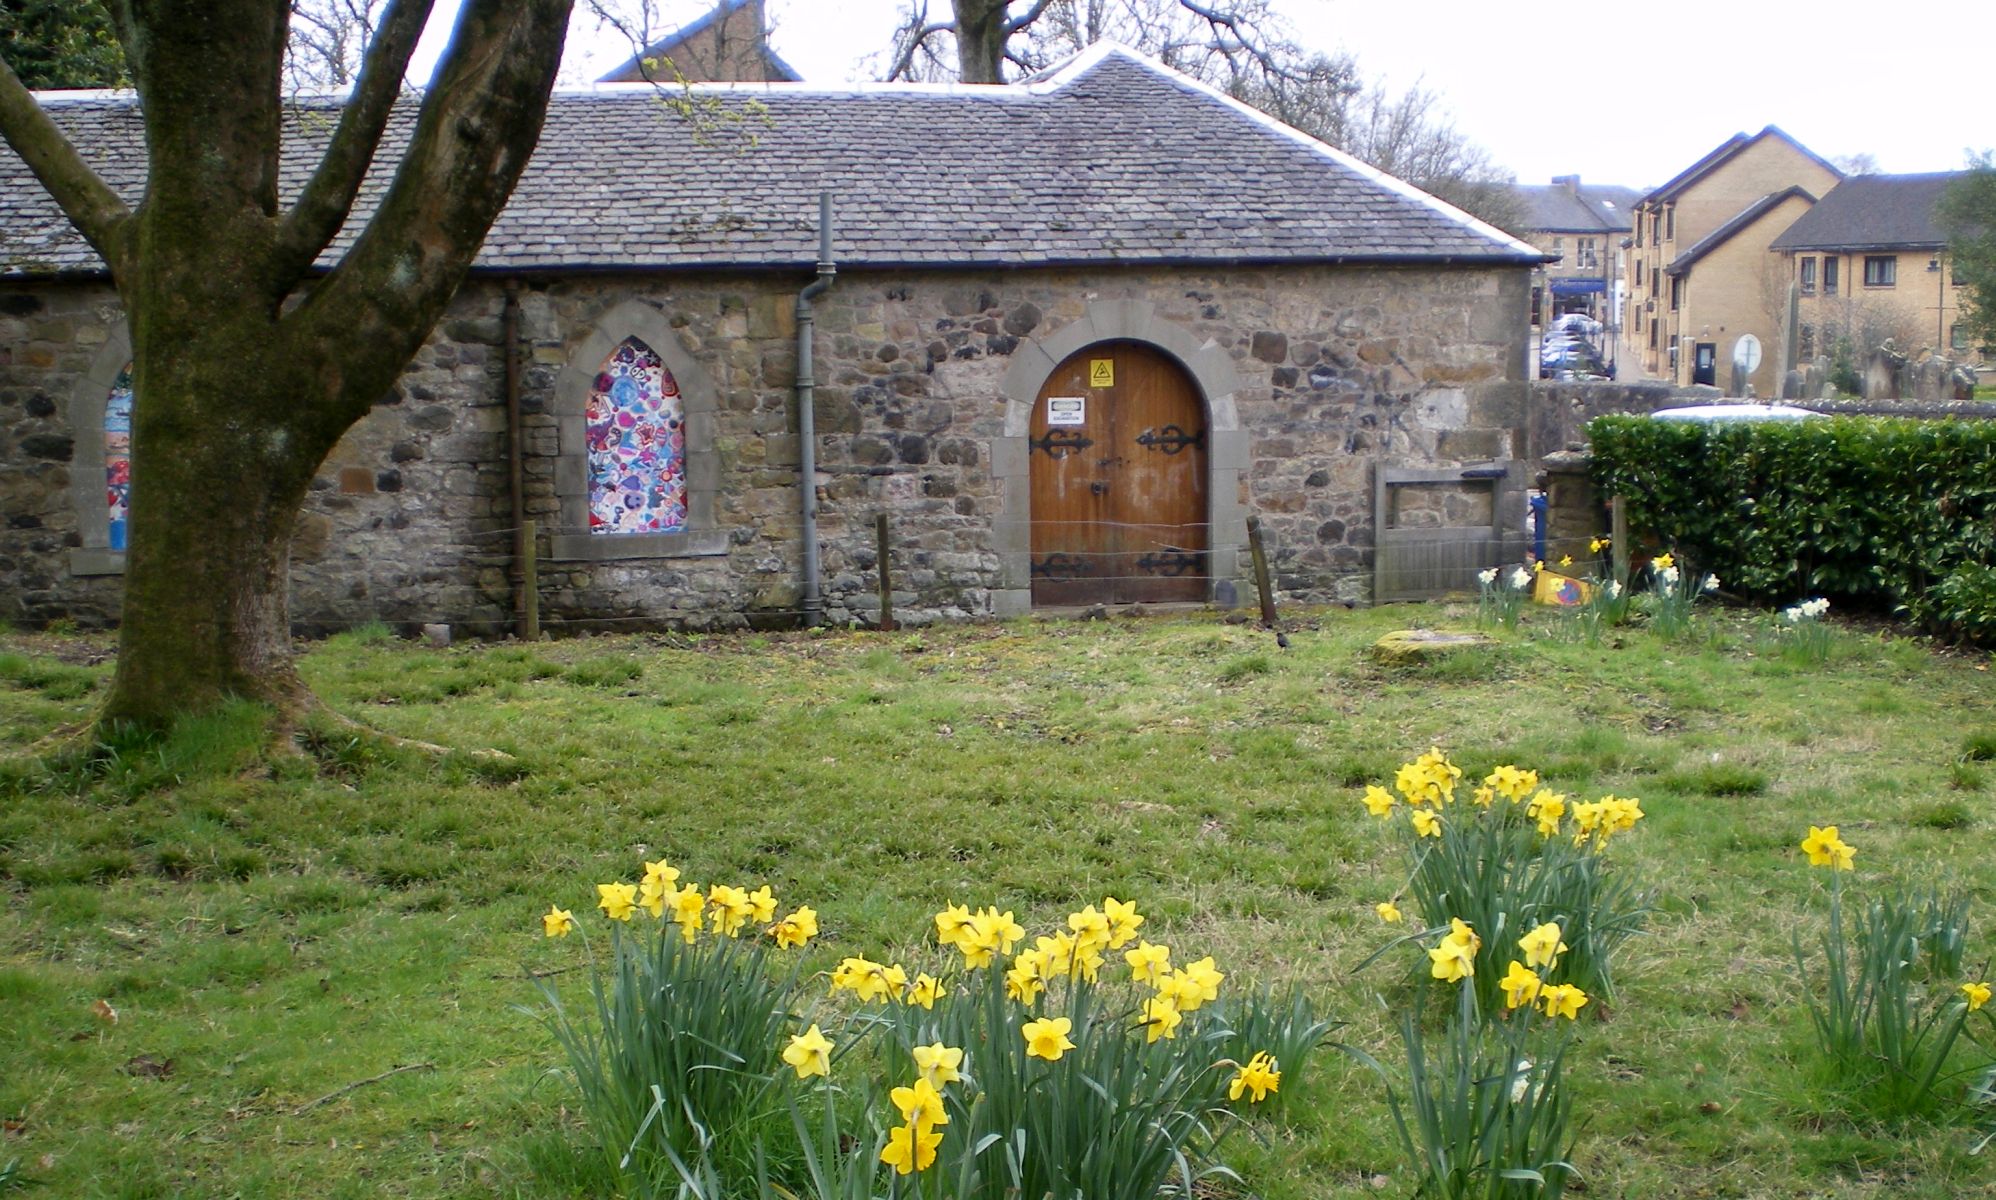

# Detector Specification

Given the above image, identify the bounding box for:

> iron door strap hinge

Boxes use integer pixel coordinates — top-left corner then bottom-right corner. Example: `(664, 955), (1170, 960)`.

(1135, 424), (1205, 455)
(1135, 550), (1204, 576)
(1030, 429), (1095, 458)
(1030, 553), (1087, 582)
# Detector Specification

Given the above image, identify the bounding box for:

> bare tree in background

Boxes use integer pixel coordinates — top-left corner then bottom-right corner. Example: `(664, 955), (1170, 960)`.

(287, 0), (389, 86)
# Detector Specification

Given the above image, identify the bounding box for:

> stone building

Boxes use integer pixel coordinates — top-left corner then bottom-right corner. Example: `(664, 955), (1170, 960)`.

(597, 0), (802, 85)
(1620, 127), (1842, 394)
(1512, 175), (1641, 329)
(0, 44), (1542, 633)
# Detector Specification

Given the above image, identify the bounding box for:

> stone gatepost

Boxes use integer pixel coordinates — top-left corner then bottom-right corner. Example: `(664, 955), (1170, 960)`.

(1540, 449), (1602, 563)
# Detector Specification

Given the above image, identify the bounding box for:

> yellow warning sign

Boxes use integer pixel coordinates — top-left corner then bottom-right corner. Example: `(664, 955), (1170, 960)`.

(1089, 359), (1115, 388)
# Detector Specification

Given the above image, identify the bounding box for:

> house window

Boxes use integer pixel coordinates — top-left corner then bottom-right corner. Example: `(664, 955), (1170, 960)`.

(1634, 217), (1643, 249)
(1648, 318), (1658, 349)
(1953, 324), (1970, 352)
(1863, 255), (1897, 288)
(1665, 206), (1674, 240)
(1669, 276), (1681, 312)
(1669, 337), (1679, 375)
(1799, 257), (1817, 295)
(104, 365), (133, 551)
(587, 337), (686, 534)
(1823, 256), (1839, 296)
(1651, 213), (1661, 244)
(1577, 237), (1598, 268)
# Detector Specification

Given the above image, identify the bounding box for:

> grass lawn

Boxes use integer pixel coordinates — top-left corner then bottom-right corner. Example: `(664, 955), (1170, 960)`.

(2, 604), (1994, 1198)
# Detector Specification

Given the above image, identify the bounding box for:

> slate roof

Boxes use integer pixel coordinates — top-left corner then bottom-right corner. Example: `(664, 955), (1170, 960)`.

(1767, 172), (1963, 253)
(1638, 125), (1840, 208)
(1514, 179), (1642, 234)
(1665, 186), (1816, 277)
(0, 43), (1541, 279)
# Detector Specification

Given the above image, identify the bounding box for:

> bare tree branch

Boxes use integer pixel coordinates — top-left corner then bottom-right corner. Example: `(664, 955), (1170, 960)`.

(0, 55), (131, 270)
(1000, 0), (1056, 35)
(273, 0), (434, 278)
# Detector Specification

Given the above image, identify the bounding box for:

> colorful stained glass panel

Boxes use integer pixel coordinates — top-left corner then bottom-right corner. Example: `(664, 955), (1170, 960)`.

(586, 337), (687, 534)
(105, 365), (133, 551)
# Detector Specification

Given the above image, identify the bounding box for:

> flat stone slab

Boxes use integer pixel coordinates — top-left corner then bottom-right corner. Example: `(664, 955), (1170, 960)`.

(1370, 629), (1496, 665)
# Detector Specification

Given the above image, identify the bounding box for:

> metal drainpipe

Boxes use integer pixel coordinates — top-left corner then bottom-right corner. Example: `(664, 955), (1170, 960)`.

(795, 192), (835, 627)
(503, 279), (528, 638)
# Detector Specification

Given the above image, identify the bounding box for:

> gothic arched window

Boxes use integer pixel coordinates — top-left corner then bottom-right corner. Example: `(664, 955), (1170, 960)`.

(586, 337), (686, 534)
(104, 364), (133, 551)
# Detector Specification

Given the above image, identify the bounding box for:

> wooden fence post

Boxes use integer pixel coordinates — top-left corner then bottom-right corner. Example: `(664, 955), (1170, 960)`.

(1245, 514), (1289, 649)
(522, 518), (541, 641)
(875, 512), (897, 632)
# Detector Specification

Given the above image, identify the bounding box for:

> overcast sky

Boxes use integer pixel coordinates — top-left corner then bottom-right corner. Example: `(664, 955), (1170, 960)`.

(414, 0), (1991, 190)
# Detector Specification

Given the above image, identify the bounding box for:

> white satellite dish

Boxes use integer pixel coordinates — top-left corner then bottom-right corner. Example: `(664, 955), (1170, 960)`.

(1733, 334), (1763, 375)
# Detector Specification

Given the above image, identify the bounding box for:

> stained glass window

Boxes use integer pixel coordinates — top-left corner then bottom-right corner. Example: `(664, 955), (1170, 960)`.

(586, 337), (686, 534)
(105, 364), (133, 552)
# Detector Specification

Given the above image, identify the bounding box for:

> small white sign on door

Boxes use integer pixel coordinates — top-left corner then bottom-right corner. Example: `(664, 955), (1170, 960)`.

(1046, 396), (1086, 425)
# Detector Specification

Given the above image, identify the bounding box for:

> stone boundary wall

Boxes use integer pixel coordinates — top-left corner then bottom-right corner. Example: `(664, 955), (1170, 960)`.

(2, 262), (1529, 632)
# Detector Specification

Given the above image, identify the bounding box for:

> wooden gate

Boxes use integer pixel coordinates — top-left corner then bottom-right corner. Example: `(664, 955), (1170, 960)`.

(1373, 464), (1525, 602)
(1029, 341), (1207, 606)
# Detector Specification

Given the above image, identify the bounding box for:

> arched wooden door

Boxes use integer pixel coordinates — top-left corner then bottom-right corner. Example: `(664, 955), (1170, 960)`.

(1029, 341), (1207, 606)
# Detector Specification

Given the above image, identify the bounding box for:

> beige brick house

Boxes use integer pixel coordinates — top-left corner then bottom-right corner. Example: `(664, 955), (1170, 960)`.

(1769, 172), (1986, 370)
(1621, 127), (1841, 394)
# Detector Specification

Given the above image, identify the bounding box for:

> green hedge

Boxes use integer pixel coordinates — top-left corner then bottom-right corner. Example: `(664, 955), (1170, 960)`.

(1586, 415), (1996, 638)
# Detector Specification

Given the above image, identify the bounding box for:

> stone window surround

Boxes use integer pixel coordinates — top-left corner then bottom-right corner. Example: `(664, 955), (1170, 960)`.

(548, 299), (729, 561)
(991, 299), (1248, 616)
(66, 320), (132, 577)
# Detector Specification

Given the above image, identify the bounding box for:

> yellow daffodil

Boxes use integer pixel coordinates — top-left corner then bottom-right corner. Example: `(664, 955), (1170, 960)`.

(890, 1077), (949, 1129)
(907, 973), (945, 1010)
(880, 1122), (943, 1175)
(1447, 917), (1482, 954)
(1103, 896), (1144, 948)
(781, 1024), (833, 1079)
(1652, 552), (1674, 570)
(769, 905), (818, 949)
(1410, 809), (1442, 838)
(957, 907), (1024, 969)
(1139, 994), (1183, 1042)
(637, 876), (670, 919)
(1471, 785), (1495, 807)
(912, 1043), (964, 1088)
(1558, 554), (1573, 568)
(1036, 932), (1076, 977)
(1229, 1051), (1281, 1103)
(1068, 904), (1111, 949)
(596, 881), (638, 922)
(670, 883), (705, 942)
(1589, 535), (1611, 553)
(1362, 784), (1397, 817)
(542, 906), (576, 937)
(1125, 940), (1171, 984)
(745, 884), (778, 924)
(1429, 918), (1480, 983)
(707, 884), (756, 937)
(1485, 764), (1539, 803)
(1170, 956), (1224, 1012)
(1528, 789), (1566, 837)
(1539, 982), (1589, 1020)
(641, 858), (681, 892)
(1800, 825), (1856, 870)
(934, 902), (973, 948)
(1376, 901), (1403, 923)
(1022, 1016), (1076, 1061)
(1518, 922), (1569, 970)
(1499, 960), (1543, 1009)
(1962, 981), (1990, 1011)
(1005, 958), (1045, 1004)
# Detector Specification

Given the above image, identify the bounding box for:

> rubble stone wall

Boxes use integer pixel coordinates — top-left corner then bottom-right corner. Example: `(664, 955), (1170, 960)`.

(1, 261), (1528, 631)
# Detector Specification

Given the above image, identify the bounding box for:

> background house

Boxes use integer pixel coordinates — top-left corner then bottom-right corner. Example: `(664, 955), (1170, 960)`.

(1621, 127), (1842, 394)
(1, 45), (1541, 633)
(1513, 175), (1640, 332)
(1769, 172), (1986, 372)
(597, 0), (802, 84)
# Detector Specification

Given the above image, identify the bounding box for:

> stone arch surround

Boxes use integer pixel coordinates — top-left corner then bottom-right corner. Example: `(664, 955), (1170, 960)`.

(65, 319), (133, 577)
(991, 299), (1249, 614)
(548, 298), (728, 561)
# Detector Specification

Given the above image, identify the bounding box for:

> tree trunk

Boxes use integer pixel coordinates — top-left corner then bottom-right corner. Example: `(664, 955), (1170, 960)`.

(0, 0), (574, 735)
(953, 0), (1008, 83)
